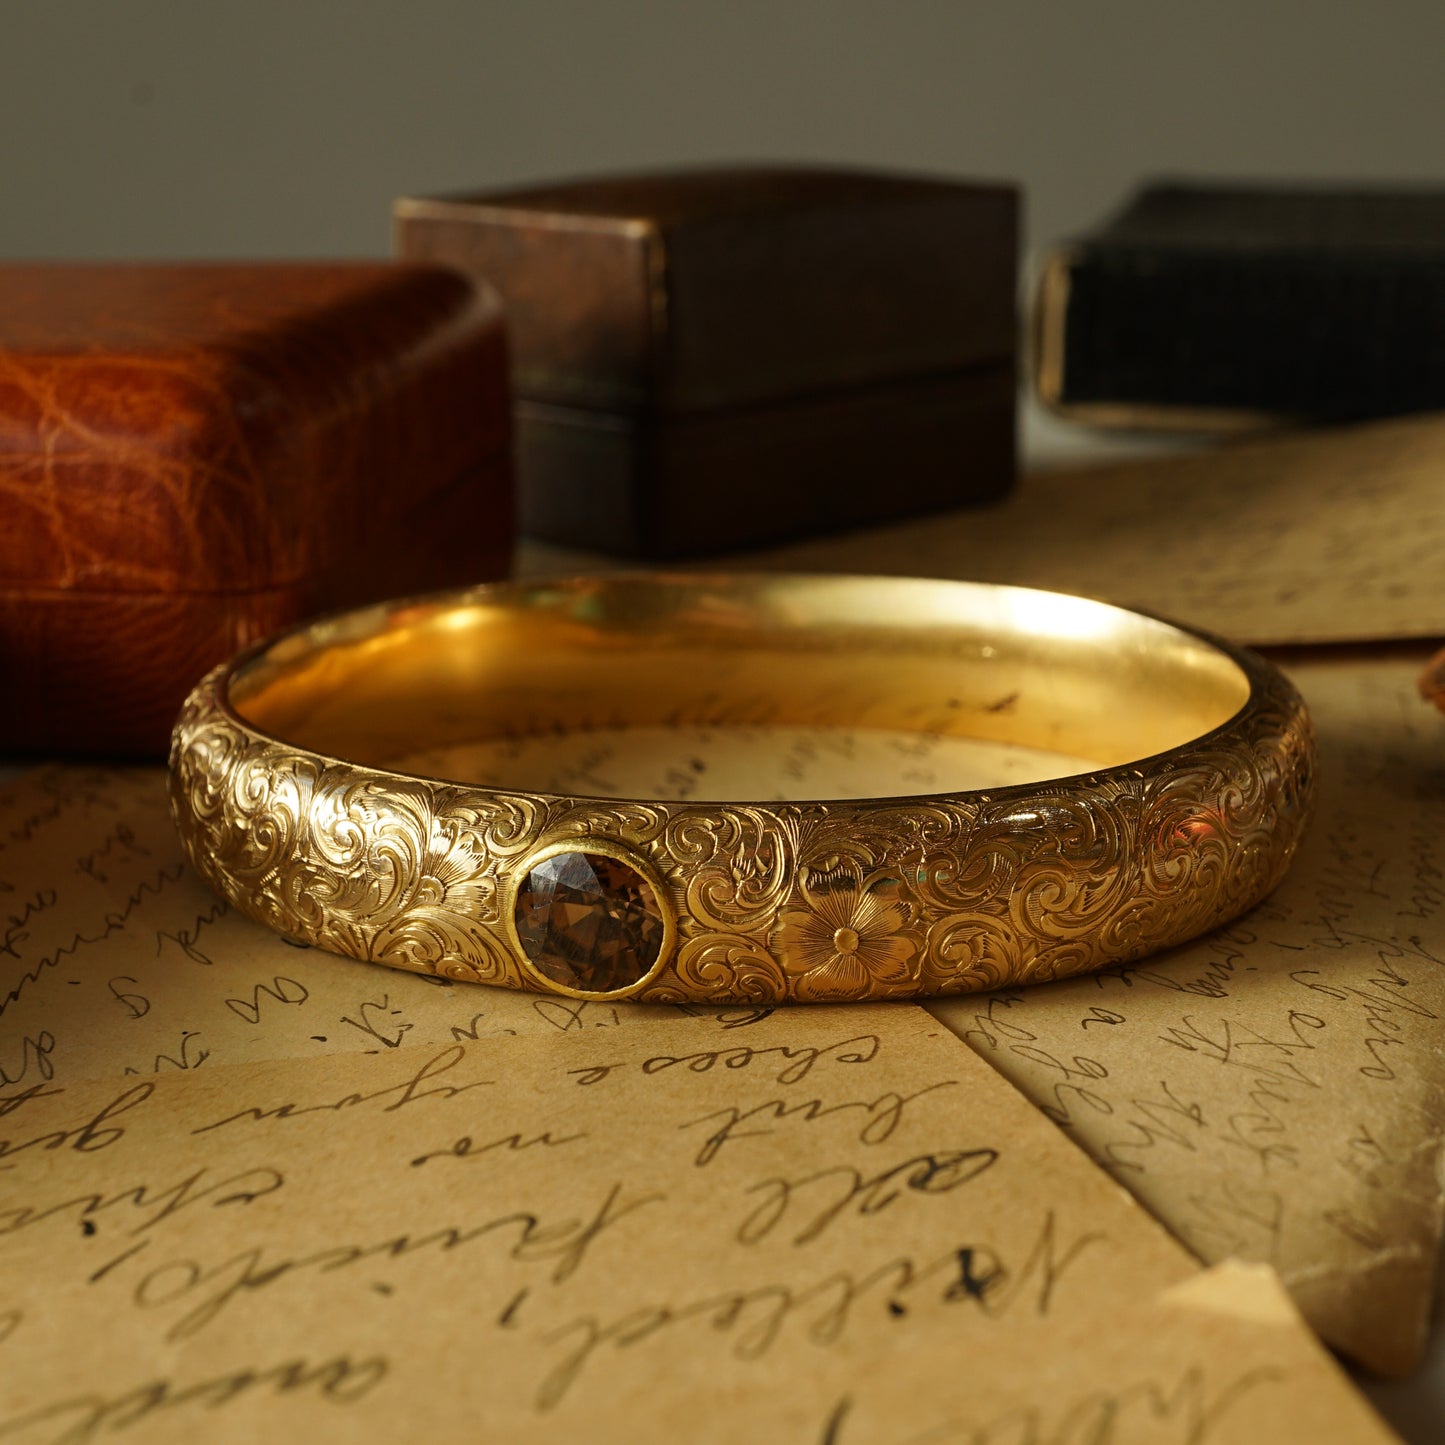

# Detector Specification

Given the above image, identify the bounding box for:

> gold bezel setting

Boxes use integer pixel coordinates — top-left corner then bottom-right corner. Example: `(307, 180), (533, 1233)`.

(504, 837), (678, 1001)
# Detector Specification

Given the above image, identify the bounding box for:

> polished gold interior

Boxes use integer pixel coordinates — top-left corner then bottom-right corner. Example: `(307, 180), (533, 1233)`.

(230, 574), (1252, 801)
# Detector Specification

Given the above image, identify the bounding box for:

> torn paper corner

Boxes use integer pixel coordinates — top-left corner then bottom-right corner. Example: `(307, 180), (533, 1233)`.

(1161, 1259), (1305, 1327)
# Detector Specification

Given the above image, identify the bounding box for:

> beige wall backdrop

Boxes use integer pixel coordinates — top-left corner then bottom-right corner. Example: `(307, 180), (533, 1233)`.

(3, 0), (1444, 262)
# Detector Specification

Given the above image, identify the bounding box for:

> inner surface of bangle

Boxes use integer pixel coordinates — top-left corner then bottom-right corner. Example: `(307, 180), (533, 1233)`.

(230, 575), (1252, 802)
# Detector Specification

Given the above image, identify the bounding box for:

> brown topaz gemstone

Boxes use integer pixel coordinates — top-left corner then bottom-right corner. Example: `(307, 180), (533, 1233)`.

(513, 850), (666, 994)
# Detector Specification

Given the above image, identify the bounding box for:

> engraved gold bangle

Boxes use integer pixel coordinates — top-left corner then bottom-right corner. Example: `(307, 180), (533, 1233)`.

(168, 574), (1315, 1005)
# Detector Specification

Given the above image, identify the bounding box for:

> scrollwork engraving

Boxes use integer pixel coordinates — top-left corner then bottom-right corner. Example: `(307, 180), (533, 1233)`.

(168, 651), (1315, 1004)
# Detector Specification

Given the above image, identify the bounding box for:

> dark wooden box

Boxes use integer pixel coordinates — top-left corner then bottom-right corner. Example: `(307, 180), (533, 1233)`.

(0, 262), (514, 757)
(395, 166), (1017, 558)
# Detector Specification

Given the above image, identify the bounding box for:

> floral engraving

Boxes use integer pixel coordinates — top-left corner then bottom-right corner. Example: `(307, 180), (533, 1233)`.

(771, 866), (921, 1001)
(168, 649), (1316, 1004)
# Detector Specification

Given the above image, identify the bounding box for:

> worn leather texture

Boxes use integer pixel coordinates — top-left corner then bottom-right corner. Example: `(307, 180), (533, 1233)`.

(0, 263), (514, 756)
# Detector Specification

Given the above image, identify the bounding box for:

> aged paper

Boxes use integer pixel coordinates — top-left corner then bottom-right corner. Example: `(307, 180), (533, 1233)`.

(7, 658), (1441, 1384)
(0, 1006), (1196, 1440)
(0, 768), (704, 1089)
(624, 1262), (1402, 1443)
(518, 412), (1445, 647)
(0, 729), (1104, 1090)
(932, 653), (1445, 1376)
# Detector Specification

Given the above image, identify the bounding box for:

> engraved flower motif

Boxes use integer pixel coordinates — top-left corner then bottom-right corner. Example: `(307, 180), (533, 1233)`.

(771, 867), (920, 1001)
(414, 818), (500, 922)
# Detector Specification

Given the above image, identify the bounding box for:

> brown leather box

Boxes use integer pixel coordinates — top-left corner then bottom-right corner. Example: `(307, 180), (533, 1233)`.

(394, 166), (1018, 558)
(0, 263), (513, 757)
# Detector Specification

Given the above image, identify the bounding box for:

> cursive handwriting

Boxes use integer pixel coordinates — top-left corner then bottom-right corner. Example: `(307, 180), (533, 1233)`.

(76, 822), (150, 886)
(537, 1209), (1100, 1411)
(1, 887), (57, 961)
(189, 1046), (492, 1134)
(224, 976), (309, 1025)
(0, 1352), (389, 1443)
(339, 994), (413, 1049)
(817, 1362), (1289, 1445)
(569, 1034), (882, 1088)
(411, 1128), (587, 1168)
(0, 1083), (152, 1166)
(0, 865), (184, 1020)
(680, 1083), (958, 1167)
(532, 997), (622, 1033)
(154, 898), (228, 968)
(1291, 964), (1436, 1081)
(132, 1180), (659, 1341)
(0, 1031), (57, 1089)
(123, 1031), (210, 1077)
(736, 1148), (1000, 1247)
(0, 1164), (283, 1239)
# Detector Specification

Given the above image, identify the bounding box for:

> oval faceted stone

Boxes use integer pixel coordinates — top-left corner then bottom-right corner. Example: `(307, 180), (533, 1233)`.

(514, 850), (665, 994)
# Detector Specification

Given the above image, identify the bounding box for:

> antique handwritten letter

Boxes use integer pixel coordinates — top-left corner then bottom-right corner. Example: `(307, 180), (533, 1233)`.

(520, 412), (1445, 647)
(932, 653), (1445, 1375)
(623, 1262), (1402, 1443)
(0, 768), (700, 1088)
(6, 652), (1442, 1385)
(0, 725), (1098, 1091)
(0, 1006), (1195, 1440)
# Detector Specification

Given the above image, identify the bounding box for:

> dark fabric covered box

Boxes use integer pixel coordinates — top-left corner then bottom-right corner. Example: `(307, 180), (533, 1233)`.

(0, 262), (514, 756)
(395, 166), (1017, 558)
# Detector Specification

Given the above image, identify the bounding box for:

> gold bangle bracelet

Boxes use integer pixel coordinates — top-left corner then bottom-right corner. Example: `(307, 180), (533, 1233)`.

(168, 574), (1315, 1004)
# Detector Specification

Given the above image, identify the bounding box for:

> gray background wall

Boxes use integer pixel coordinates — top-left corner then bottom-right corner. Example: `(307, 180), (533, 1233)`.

(4, 0), (1445, 263)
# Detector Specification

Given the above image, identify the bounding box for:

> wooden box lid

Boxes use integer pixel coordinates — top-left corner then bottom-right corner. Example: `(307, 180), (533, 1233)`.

(0, 262), (510, 595)
(395, 165), (1018, 415)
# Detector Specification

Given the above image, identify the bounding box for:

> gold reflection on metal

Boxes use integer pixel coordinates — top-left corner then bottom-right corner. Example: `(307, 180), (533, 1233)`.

(169, 574), (1315, 1004)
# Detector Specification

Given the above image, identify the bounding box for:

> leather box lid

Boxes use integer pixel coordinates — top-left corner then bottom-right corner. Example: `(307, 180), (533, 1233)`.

(395, 165), (1018, 415)
(0, 262), (510, 594)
